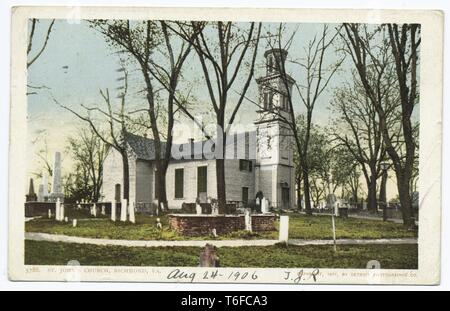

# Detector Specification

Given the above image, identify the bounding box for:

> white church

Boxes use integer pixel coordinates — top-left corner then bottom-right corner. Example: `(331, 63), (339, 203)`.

(102, 49), (296, 210)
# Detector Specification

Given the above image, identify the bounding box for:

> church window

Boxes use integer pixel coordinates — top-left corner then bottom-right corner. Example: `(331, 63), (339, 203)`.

(174, 168), (184, 199)
(242, 187), (249, 204)
(268, 55), (273, 73)
(263, 92), (269, 109)
(197, 166), (207, 196)
(239, 159), (252, 172)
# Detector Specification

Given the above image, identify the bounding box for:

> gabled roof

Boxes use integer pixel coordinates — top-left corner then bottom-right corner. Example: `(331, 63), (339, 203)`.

(123, 132), (165, 161)
(124, 130), (256, 161)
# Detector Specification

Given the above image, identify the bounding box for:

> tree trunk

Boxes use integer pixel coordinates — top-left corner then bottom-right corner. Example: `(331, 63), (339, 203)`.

(121, 150), (129, 201)
(379, 170), (388, 207)
(156, 161), (169, 211)
(367, 177), (377, 213)
(396, 171), (415, 228)
(296, 175), (302, 210)
(216, 120), (226, 210)
(216, 158), (226, 210)
(303, 169), (312, 215)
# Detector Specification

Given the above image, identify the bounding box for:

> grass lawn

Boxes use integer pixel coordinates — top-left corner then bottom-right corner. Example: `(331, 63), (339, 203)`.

(287, 214), (417, 240)
(25, 240), (418, 269)
(26, 211), (417, 241)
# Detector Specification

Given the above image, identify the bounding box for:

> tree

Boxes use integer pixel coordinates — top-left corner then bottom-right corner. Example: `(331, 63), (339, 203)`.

(341, 23), (420, 227)
(27, 19), (55, 68)
(55, 64), (133, 201)
(171, 21), (261, 209)
(330, 146), (362, 205)
(91, 20), (200, 210)
(330, 71), (392, 212)
(65, 127), (109, 202)
(264, 24), (342, 214)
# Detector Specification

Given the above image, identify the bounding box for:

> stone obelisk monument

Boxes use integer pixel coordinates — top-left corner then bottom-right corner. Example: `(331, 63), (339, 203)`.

(49, 152), (64, 202)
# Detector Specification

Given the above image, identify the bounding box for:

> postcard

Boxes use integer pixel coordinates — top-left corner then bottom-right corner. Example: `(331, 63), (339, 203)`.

(9, 6), (443, 284)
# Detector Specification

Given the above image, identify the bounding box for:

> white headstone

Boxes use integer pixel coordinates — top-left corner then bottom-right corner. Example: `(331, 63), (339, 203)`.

(156, 218), (162, 230)
(129, 201), (135, 224)
(93, 203), (97, 217)
(279, 215), (289, 243)
(73, 219), (77, 227)
(120, 199), (127, 222)
(244, 209), (252, 232)
(50, 152), (64, 202)
(60, 203), (65, 221)
(38, 184), (44, 202)
(55, 198), (61, 221)
(48, 209), (52, 219)
(261, 197), (268, 214)
(101, 205), (106, 216)
(211, 203), (219, 216)
(196, 203), (202, 215)
(111, 201), (117, 222)
(256, 197), (260, 206)
(64, 216), (68, 222)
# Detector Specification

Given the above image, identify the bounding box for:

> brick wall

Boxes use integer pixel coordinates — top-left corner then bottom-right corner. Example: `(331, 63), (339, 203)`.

(168, 214), (276, 235)
(25, 202), (55, 217)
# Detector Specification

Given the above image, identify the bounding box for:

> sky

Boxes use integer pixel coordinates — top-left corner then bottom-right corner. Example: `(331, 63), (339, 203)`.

(26, 19), (416, 200)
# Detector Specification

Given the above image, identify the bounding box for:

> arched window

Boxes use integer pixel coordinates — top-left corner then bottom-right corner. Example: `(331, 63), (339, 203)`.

(263, 92), (269, 109)
(268, 93), (274, 109)
(267, 55), (274, 73)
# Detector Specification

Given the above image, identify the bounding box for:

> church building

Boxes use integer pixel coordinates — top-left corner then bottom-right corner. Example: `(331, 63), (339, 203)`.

(101, 49), (296, 210)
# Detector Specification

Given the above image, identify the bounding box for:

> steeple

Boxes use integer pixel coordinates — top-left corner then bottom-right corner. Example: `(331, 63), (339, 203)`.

(264, 48), (288, 75)
(256, 49), (294, 117)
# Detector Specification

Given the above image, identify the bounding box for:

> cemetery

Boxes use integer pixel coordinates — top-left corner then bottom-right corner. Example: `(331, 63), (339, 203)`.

(23, 20), (421, 269)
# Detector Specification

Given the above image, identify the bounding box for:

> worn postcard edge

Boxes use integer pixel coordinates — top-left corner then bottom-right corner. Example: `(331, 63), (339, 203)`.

(8, 6), (444, 285)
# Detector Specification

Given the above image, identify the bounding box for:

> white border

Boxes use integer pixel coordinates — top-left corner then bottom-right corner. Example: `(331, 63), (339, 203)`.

(1, 0), (448, 290)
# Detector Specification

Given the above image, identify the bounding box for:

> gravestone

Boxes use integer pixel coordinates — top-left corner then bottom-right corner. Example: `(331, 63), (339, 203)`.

(49, 152), (64, 202)
(195, 202), (202, 215)
(211, 202), (219, 216)
(111, 200), (117, 222)
(55, 198), (61, 221)
(244, 209), (252, 232)
(211, 228), (218, 238)
(129, 201), (135, 224)
(26, 178), (37, 202)
(60, 203), (65, 221)
(261, 197), (268, 214)
(199, 244), (220, 267)
(279, 215), (289, 243)
(120, 199), (127, 222)
(101, 205), (106, 216)
(48, 209), (52, 219)
(92, 203), (97, 217)
(37, 184), (44, 202)
(73, 219), (77, 227)
(156, 218), (162, 230)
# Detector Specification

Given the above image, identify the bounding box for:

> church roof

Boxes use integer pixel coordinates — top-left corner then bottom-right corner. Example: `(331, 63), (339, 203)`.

(123, 131), (256, 161)
(123, 132), (165, 160)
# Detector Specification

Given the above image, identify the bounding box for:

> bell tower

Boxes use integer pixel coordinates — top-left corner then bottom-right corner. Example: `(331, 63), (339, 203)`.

(254, 48), (295, 209)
